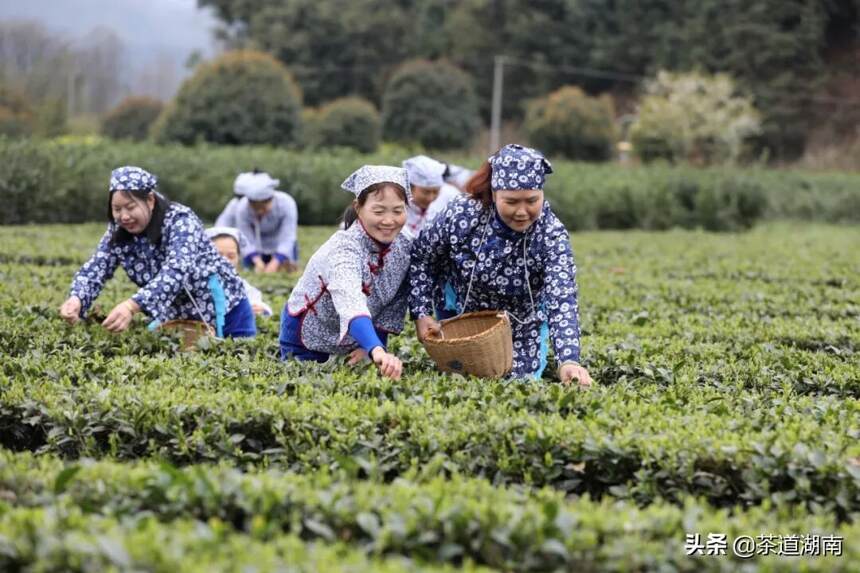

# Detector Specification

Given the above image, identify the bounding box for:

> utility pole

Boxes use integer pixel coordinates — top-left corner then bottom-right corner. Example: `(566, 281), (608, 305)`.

(489, 55), (505, 155)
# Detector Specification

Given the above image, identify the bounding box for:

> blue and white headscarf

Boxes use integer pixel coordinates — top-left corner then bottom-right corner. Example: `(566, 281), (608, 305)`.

(109, 166), (158, 194)
(341, 165), (411, 202)
(488, 144), (553, 192)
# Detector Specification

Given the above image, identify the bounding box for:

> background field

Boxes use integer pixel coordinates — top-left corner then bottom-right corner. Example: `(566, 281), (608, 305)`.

(1, 222), (858, 571)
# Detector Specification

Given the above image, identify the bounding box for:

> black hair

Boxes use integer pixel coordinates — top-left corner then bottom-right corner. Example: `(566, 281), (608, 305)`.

(108, 189), (171, 246)
(340, 182), (408, 229)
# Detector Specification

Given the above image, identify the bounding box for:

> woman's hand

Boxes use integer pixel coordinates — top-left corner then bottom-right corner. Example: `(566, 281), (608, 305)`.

(370, 347), (402, 380)
(59, 296), (82, 325)
(559, 362), (593, 387)
(102, 299), (140, 333)
(263, 258), (281, 273)
(347, 348), (368, 365)
(253, 256), (266, 273)
(415, 315), (442, 342)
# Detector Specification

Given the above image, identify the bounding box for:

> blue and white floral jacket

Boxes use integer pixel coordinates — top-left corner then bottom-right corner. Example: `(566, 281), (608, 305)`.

(70, 202), (246, 325)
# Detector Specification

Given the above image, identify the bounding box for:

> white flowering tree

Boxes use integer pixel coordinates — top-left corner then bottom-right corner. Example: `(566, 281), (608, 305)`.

(630, 71), (762, 165)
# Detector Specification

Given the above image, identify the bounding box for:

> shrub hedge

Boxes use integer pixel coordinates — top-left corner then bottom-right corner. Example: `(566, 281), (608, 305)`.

(308, 97), (381, 153)
(381, 60), (480, 151)
(1, 138), (858, 229)
(152, 50), (303, 147)
(524, 86), (616, 162)
(101, 96), (164, 142)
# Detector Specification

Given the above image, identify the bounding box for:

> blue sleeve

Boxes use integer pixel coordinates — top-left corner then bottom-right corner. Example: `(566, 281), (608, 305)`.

(348, 316), (384, 354)
(236, 199), (261, 257)
(131, 211), (200, 322)
(69, 227), (120, 315)
(408, 205), (454, 319)
(274, 194), (298, 262)
(538, 223), (581, 364)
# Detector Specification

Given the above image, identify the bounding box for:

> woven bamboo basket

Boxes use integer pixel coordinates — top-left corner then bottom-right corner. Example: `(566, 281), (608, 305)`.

(159, 319), (215, 351)
(422, 310), (513, 378)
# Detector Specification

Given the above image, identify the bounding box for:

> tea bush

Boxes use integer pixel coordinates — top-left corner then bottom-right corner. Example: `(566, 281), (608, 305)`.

(0, 222), (857, 570)
(2, 139), (860, 229)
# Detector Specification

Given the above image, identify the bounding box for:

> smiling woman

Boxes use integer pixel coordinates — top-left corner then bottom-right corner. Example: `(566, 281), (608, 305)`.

(109, 190), (155, 234)
(279, 165), (411, 381)
(58, 165), (256, 339)
(342, 182), (408, 242)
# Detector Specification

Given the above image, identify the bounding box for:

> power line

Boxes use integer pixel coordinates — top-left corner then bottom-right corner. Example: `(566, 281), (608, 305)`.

(504, 56), (645, 83)
(503, 56), (860, 108)
(264, 55), (860, 109)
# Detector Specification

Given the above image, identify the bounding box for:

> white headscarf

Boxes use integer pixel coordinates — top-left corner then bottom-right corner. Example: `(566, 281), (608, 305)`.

(205, 226), (250, 256)
(234, 172), (279, 201)
(402, 155), (446, 188)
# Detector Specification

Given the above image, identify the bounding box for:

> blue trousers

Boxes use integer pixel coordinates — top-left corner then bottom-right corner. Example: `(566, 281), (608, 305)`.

(279, 311), (388, 362)
(224, 298), (256, 338)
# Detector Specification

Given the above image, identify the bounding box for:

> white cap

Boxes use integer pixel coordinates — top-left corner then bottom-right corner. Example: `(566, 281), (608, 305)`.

(205, 226), (249, 256)
(234, 172), (279, 201)
(402, 155), (446, 188)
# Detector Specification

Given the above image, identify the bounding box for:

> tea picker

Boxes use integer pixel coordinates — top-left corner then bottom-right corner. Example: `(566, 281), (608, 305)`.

(214, 172), (249, 228)
(59, 166), (256, 340)
(234, 171), (300, 274)
(206, 226), (274, 317)
(278, 165), (412, 381)
(401, 155), (462, 238)
(409, 144), (593, 385)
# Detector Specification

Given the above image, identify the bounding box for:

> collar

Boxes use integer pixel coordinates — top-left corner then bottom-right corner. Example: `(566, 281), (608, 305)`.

(489, 202), (547, 239)
(490, 205), (525, 239)
(112, 197), (168, 246)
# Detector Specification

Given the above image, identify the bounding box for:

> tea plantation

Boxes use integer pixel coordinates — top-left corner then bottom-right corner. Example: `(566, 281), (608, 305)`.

(0, 222), (858, 571)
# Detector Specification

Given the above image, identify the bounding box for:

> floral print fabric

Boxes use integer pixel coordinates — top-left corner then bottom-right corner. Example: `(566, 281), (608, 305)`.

(285, 222), (411, 355)
(489, 144), (553, 192)
(69, 203), (246, 325)
(409, 194), (581, 377)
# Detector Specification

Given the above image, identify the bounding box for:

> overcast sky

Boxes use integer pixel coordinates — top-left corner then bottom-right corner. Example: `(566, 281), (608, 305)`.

(0, 0), (220, 99)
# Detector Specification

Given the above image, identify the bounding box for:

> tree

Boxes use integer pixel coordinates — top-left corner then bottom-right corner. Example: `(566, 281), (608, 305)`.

(0, 20), (126, 116)
(203, 0), (415, 106)
(199, 0), (856, 158)
(153, 50), (303, 146)
(525, 86), (616, 161)
(567, 0), (832, 158)
(629, 71), (762, 165)
(0, 21), (71, 108)
(0, 83), (34, 137)
(102, 97), (164, 141)
(74, 27), (124, 114)
(381, 59), (480, 150)
(309, 97), (381, 153)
